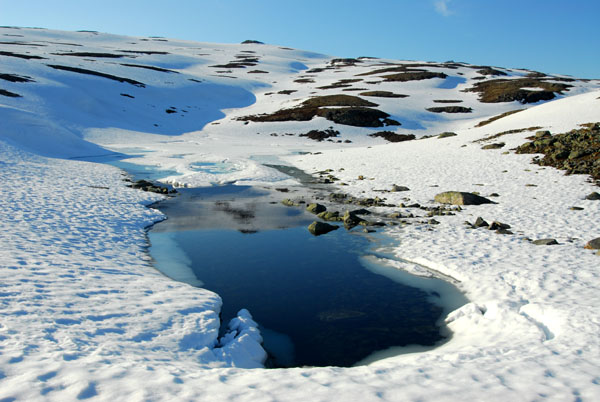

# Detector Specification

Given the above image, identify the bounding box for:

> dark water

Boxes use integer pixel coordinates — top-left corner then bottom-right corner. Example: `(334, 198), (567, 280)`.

(149, 186), (466, 368)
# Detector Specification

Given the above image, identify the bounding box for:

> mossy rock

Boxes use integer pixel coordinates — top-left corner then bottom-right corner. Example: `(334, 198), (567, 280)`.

(434, 191), (494, 205)
(307, 203), (327, 214)
(308, 221), (339, 236)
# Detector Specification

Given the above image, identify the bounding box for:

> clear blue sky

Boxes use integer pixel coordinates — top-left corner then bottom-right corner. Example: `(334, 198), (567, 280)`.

(1, 0), (598, 78)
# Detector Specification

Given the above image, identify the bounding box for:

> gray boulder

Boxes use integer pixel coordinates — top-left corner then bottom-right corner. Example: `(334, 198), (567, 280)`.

(532, 238), (559, 245)
(584, 238), (600, 250)
(391, 184), (410, 192)
(585, 192), (600, 200)
(434, 191), (495, 206)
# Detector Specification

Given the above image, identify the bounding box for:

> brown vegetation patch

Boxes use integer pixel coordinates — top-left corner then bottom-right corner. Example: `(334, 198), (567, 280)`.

(294, 78), (315, 83)
(475, 126), (542, 143)
(475, 109), (525, 127)
(46, 64), (146, 87)
(360, 91), (408, 98)
(433, 99), (463, 103)
(382, 71), (447, 82)
(118, 50), (169, 55)
(427, 106), (473, 113)
(299, 128), (340, 141)
(476, 67), (507, 76)
(238, 95), (397, 127)
(464, 78), (571, 103)
(369, 131), (415, 142)
(316, 78), (363, 90)
(52, 52), (125, 58)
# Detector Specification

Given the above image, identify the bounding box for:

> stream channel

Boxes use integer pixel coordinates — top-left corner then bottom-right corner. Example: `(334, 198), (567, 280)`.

(146, 176), (468, 368)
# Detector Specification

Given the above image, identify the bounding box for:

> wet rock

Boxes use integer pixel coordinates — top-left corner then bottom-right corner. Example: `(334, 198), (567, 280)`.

(584, 238), (600, 250)
(342, 210), (367, 229)
(317, 211), (342, 221)
(308, 221), (339, 236)
(585, 192), (600, 200)
(306, 203), (326, 214)
(434, 191), (494, 205)
(281, 199), (299, 207)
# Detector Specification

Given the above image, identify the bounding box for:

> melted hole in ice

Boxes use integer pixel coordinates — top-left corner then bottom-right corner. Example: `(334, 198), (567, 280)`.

(148, 185), (467, 368)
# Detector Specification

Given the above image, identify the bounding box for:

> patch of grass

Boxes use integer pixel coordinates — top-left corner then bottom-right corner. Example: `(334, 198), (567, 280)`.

(475, 109), (524, 127)
(463, 78), (571, 103)
(360, 91), (408, 98)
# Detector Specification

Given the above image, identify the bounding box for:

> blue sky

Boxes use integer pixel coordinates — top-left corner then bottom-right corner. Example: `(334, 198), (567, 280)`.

(1, 0), (598, 78)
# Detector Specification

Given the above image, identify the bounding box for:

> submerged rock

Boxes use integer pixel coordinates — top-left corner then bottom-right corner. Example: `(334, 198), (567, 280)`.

(281, 199), (299, 207)
(434, 191), (494, 205)
(308, 221), (339, 236)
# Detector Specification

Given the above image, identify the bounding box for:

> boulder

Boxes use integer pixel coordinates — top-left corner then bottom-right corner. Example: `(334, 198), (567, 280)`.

(473, 217), (489, 228)
(584, 238), (600, 250)
(481, 143), (505, 150)
(532, 239), (559, 245)
(342, 210), (367, 229)
(438, 132), (457, 139)
(308, 221), (339, 236)
(489, 221), (511, 230)
(317, 211), (342, 221)
(434, 191), (494, 206)
(391, 184), (410, 192)
(306, 203), (326, 214)
(281, 199), (299, 207)
(585, 192), (600, 200)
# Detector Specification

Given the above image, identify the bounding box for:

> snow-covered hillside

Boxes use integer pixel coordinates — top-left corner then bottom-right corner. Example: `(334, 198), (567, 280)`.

(1, 27), (599, 401)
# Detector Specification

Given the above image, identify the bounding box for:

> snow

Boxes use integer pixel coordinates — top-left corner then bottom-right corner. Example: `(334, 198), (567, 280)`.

(1, 26), (600, 401)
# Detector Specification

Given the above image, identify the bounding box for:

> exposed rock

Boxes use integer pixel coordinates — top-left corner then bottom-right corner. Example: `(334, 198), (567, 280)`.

(463, 78), (571, 103)
(532, 239), (559, 245)
(281, 199), (299, 207)
(495, 229), (513, 235)
(317, 211), (342, 221)
(427, 106), (473, 114)
(306, 203), (327, 214)
(342, 210), (367, 229)
(130, 179), (175, 195)
(481, 142), (505, 150)
(308, 221), (338, 236)
(585, 192), (600, 200)
(369, 132), (415, 143)
(434, 191), (494, 205)
(489, 221), (511, 230)
(391, 184), (410, 192)
(438, 132), (458, 139)
(474, 217), (489, 228)
(584, 238), (600, 250)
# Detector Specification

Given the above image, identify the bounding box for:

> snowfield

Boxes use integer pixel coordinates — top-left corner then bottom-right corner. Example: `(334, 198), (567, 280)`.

(1, 27), (599, 401)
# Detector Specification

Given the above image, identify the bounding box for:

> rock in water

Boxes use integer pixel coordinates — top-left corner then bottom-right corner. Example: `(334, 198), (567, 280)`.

(532, 239), (559, 245)
(584, 238), (600, 250)
(308, 221), (339, 236)
(434, 191), (494, 205)
(306, 203), (326, 214)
